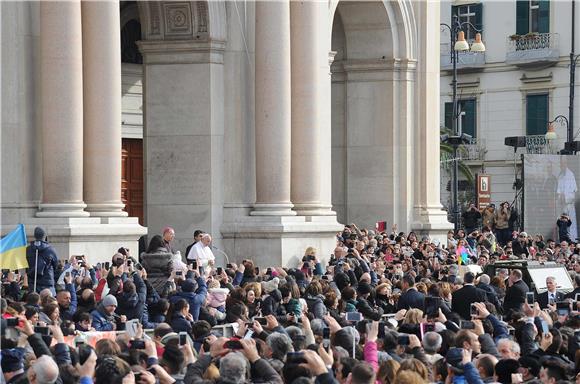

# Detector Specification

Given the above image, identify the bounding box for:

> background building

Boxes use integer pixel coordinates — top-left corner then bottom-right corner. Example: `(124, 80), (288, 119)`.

(2, 0), (449, 266)
(440, 0), (580, 227)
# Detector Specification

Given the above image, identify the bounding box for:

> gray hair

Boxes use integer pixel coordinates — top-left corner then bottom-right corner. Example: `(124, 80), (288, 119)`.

(478, 274), (490, 285)
(498, 338), (521, 355)
(31, 355), (59, 384)
(266, 332), (294, 361)
(310, 319), (325, 336)
(285, 325), (304, 339)
(422, 332), (442, 354)
(219, 352), (247, 384)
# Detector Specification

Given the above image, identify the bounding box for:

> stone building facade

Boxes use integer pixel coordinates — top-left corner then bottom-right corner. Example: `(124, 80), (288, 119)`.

(1, 0), (449, 267)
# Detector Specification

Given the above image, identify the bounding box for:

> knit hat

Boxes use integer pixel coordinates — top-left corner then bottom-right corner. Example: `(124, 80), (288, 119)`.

(1, 348), (25, 372)
(34, 226), (46, 241)
(261, 277), (280, 294)
(102, 295), (118, 307)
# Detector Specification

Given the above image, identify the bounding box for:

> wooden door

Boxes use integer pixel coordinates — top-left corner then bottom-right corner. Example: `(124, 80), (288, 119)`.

(121, 139), (144, 225)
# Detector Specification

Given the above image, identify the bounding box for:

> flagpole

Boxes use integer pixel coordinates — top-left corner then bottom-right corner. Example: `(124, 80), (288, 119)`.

(34, 247), (38, 293)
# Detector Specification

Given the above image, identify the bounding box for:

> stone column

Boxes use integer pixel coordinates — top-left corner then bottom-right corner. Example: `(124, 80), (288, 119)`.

(251, 0), (295, 216)
(37, 1), (89, 217)
(290, 1), (330, 216)
(81, 0), (126, 217)
(412, 0), (452, 238)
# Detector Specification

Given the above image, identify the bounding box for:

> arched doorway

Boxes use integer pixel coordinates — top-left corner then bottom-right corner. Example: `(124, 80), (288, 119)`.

(120, 1), (144, 225)
(330, 1), (417, 230)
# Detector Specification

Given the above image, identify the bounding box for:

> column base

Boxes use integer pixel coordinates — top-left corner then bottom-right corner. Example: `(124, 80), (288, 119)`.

(221, 215), (343, 267)
(20, 216), (147, 264)
(293, 203), (336, 216)
(250, 203), (297, 216)
(86, 202), (128, 217)
(36, 203), (90, 217)
(411, 204), (453, 243)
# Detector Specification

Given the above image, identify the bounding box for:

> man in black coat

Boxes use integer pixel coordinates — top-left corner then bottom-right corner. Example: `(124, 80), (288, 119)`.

(537, 276), (565, 308)
(503, 269), (529, 318)
(397, 275), (425, 311)
(451, 272), (488, 320)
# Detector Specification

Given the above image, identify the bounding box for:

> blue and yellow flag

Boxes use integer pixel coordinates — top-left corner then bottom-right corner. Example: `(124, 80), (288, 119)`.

(0, 224), (28, 270)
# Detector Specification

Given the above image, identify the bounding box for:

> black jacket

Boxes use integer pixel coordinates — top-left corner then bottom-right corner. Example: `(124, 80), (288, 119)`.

(26, 241), (59, 291)
(503, 279), (529, 316)
(356, 297), (383, 321)
(537, 290), (565, 309)
(451, 285), (488, 320)
(397, 288), (425, 311)
(476, 282), (502, 313)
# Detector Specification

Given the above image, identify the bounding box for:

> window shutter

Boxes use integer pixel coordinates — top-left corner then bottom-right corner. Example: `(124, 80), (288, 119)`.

(538, 0), (550, 33)
(527, 94), (548, 135)
(445, 102), (453, 131)
(516, 0), (529, 35)
(462, 99), (477, 139)
(474, 3), (483, 33)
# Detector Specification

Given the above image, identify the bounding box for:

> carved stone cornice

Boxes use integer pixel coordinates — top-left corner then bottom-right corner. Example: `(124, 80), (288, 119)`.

(138, 39), (226, 65)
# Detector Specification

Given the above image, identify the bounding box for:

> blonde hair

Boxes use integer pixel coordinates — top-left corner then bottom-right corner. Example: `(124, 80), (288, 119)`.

(439, 282), (452, 298)
(393, 370), (426, 384)
(399, 358), (428, 381)
(245, 282), (262, 298)
(378, 359), (400, 384)
(403, 308), (424, 324)
(208, 279), (220, 289)
(415, 282), (427, 295)
(304, 246), (317, 256)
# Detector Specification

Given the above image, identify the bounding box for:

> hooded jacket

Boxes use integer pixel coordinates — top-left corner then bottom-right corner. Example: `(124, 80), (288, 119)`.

(305, 294), (327, 319)
(26, 241), (58, 291)
(117, 273), (147, 321)
(206, 288), (229, 309)
(91, 303), (116, 331)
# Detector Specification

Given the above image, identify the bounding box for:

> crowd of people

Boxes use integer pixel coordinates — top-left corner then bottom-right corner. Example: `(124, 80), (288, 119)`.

(1, 221), (580, 384)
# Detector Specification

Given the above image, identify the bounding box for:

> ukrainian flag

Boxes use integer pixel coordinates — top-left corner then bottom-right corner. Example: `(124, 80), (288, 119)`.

(0, 224), (28, 270)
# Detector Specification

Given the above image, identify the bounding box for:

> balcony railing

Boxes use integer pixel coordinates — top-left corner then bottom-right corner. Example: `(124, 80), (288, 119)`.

(504, 135), (563, 158)
(440, 137), (487, 172)
(440, 42), (486, 70)
(505, 33), (560, 66)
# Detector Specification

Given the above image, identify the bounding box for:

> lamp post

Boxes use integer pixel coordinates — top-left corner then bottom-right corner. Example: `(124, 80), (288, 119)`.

(440, 15), (485, 233)
(568, 0), (578, 154)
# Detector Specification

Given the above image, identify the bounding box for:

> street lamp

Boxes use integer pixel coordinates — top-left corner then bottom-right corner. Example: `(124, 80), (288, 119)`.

(441, 15), (486, 233)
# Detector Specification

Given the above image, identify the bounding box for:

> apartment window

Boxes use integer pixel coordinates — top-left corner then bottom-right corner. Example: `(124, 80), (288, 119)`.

(444, 99), (477, 139)
(516, 0), (550, 35)
(526, 94), (549, 136)
(452, 3), (482, 40)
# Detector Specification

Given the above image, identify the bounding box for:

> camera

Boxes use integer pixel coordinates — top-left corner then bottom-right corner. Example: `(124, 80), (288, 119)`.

(130, 340), (146, 350)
